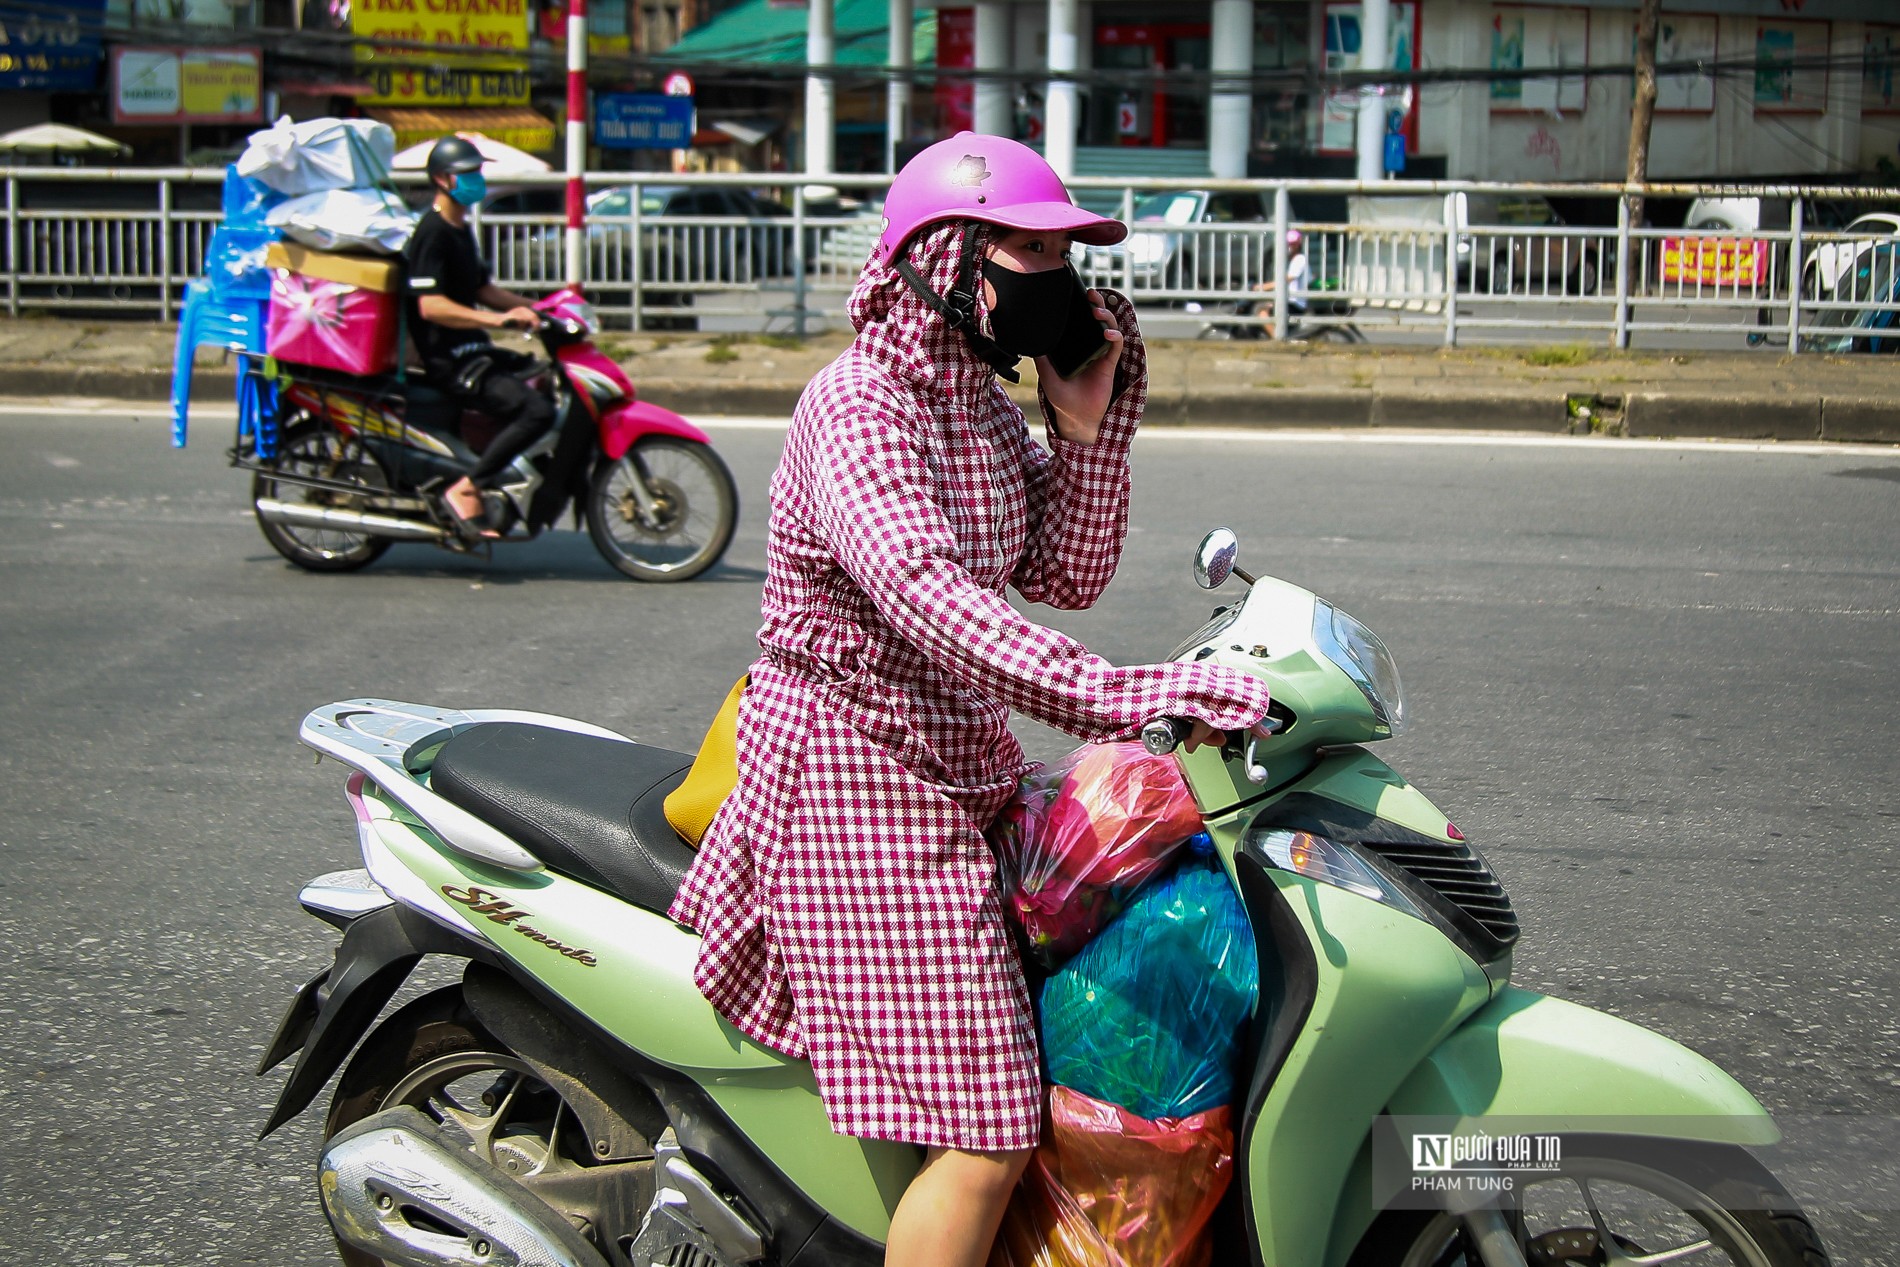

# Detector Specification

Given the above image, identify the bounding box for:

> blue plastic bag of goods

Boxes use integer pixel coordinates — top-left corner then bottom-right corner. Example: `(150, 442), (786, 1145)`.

(1039, 859), (1258, 1120)
(222, 163), (284, 228)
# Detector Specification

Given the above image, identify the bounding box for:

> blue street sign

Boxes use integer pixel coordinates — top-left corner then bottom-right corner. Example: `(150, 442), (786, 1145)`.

(595, 93), (696, 151)
(0, 0), (106, 92)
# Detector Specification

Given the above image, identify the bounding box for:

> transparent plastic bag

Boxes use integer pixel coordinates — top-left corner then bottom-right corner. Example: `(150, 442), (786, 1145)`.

(990, 742), (1206, 968)
(988, 1089), (1235, 1267)
(1046, 1087), (1234, 1267)
(1040, 860), (1257, 1120)
(989, 1151), (1120, 1267)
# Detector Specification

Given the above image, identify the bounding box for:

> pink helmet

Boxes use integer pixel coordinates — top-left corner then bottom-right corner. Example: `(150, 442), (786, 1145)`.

(874, 132), (1127, 265)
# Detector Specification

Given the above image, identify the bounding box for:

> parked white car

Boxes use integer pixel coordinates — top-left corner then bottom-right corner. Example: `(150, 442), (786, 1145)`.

(1807, 212), (1900, 301)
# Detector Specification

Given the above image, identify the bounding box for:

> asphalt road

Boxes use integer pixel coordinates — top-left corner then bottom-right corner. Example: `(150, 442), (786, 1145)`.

(2, 405), (1897, 1265)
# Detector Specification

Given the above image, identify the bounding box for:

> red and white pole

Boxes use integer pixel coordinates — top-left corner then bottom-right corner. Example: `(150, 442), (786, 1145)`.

(564, 0), (589, 293)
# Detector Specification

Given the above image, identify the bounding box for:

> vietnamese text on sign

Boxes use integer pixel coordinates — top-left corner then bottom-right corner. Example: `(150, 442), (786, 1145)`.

(352, 0), (530, 107)
(595, 94), (696, 150)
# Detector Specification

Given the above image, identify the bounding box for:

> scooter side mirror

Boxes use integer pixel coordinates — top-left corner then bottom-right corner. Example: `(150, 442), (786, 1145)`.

(1194, 527), (1240, 589)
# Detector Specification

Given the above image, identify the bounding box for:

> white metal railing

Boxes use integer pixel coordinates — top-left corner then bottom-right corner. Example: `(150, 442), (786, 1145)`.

(4, 167), (1897, 353)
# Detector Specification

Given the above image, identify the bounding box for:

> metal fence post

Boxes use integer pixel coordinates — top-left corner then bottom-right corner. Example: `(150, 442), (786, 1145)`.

(1441, 192), (1458, 347)
(792, 183), (808, 339)
(1785, 198), (1804, 354)
(5, 176), (17, 319)
(629, 178), (643, 333)
(1271, 184), (1289, 340)
(157, 178), (173, 321)
(1613, 193), (1632, 349)
(1119, 185), (1134, 297)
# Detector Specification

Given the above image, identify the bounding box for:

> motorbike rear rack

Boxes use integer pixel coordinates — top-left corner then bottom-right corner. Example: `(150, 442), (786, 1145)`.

(227, 352), (463, 493)
(301, 699), (636, 873)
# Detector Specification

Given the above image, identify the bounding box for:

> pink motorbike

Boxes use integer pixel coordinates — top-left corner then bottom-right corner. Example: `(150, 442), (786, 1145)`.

(246, 288), (737, 582)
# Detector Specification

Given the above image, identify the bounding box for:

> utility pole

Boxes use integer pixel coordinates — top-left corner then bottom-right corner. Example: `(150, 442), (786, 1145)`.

(1355, 0), (1390, 184)
(1625, 0), (1659, 231)
(565, 0), (588, 292)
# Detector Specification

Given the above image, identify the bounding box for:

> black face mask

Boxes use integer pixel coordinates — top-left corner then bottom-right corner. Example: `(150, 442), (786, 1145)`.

(981, 258), (1085, 359)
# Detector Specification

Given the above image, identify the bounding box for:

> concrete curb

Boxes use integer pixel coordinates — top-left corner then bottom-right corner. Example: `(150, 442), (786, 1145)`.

(5, 365), (1894, 444)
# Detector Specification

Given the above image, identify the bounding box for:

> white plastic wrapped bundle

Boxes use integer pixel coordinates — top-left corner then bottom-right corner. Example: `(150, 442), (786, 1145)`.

(237, 117), (396, 196)
(267, 188), (418, 255)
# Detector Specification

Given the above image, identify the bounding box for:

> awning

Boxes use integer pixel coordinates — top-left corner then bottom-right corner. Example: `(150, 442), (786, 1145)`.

(700, 119), (779, 146)
(274, 80), (376, 98)
(665, 0), (935, 66)
(364, 106), (557, 156)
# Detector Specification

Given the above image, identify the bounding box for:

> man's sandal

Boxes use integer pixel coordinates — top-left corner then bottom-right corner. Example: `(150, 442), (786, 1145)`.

(439, 489), (500, 544)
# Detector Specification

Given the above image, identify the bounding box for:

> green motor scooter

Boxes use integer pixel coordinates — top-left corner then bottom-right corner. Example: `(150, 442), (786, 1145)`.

(260, 527), (1828, 1267)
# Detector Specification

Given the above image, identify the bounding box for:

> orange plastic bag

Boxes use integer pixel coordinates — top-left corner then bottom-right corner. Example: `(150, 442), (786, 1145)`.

(989, 1088), (1235, 1267)
(989, 1152), (1121, 1267)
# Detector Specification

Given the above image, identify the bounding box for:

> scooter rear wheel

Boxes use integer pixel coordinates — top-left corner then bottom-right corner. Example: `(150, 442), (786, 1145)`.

(1347, 1137), (1827, 1267)
(252, 418), (394, 573)
(324, 987), (654, 1267)
(585, 436), (738, 583)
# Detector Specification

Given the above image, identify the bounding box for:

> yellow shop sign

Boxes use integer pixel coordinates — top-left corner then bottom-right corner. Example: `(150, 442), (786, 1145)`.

(353, 0), (531, 107)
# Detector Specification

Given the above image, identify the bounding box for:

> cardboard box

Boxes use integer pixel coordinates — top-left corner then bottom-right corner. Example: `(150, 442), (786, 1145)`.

(265, 241), (401, 294)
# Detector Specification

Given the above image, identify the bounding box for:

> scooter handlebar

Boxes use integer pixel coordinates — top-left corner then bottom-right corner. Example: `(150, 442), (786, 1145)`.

(1140, 717), (1191, 756)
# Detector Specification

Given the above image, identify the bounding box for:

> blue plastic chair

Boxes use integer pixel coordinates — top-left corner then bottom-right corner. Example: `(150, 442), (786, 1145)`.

(202, 225), (277, 303)
(171, 279), (271, 450)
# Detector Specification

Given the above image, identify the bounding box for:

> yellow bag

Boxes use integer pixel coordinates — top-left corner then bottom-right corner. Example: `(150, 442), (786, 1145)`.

(663, 675), (747, 847)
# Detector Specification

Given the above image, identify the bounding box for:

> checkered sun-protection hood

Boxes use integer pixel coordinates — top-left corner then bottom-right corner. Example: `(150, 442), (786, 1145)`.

(848, 219), (1024, 386)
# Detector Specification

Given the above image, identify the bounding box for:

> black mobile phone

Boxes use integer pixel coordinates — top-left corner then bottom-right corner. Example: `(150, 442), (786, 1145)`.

(1045, 273), (1112, 380)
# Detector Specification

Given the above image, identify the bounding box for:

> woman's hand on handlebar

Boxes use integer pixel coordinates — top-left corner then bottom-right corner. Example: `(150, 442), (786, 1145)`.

(1143, 715), (1279, 755)
(1181, 720), (1226, 753)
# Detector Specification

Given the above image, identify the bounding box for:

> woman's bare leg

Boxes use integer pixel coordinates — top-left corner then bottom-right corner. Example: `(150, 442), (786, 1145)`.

(884, 1146), (1031, 1267)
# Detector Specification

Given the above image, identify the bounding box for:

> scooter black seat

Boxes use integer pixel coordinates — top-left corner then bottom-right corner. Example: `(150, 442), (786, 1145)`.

(429, 722), (696, 915)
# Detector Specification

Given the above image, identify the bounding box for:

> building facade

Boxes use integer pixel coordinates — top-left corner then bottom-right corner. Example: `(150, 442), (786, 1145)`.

(929, 0), (1899, 182)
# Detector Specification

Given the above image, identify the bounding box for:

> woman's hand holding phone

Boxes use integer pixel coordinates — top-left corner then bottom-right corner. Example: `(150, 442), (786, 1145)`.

(1036, 288), (1125, 446)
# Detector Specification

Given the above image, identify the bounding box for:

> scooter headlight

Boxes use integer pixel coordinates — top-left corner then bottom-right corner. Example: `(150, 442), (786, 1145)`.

(1313, 599), (1406, 735)
(1245, 828), (1422, 913)
(569, 300), (602, 335)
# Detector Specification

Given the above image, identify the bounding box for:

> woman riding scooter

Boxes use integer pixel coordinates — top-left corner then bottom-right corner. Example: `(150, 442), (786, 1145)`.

(667, 134), (1274, 1266)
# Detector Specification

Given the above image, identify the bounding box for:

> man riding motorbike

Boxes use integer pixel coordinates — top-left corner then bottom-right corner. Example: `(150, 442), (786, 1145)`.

(403, 134), (552, 541)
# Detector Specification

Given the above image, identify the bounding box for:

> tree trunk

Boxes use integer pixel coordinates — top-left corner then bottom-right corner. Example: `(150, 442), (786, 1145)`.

(1626, 0), (1660, 231)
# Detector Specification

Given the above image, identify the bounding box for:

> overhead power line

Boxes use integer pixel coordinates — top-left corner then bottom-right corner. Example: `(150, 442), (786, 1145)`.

(6, 0), (1888, 105)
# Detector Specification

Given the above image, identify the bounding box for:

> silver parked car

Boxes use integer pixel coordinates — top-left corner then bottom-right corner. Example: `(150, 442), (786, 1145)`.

(1082, 189), (1270, 294)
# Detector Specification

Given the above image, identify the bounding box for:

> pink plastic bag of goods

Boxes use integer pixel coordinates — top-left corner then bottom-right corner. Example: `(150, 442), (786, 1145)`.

(266, 272), (398, 376)
(989, 741), (1205, 967)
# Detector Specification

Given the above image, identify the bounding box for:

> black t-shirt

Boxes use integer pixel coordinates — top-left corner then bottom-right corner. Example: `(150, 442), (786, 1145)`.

(404, 207), (491, 372)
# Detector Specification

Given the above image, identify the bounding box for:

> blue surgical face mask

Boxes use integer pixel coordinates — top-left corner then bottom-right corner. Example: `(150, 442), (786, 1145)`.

(449, 172), (486, 206)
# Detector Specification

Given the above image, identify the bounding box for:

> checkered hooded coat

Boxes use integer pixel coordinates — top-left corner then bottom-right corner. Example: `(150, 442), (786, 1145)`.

(668, 220), (1273, 1152)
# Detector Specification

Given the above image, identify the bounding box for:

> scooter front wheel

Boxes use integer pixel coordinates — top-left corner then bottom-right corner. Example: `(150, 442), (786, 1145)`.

(585, 436), (738, 583)
(1348, 1137), (1827, 1267)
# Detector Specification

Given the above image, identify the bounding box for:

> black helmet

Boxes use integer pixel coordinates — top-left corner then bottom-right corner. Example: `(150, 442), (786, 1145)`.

(425, 134), (485, 182)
